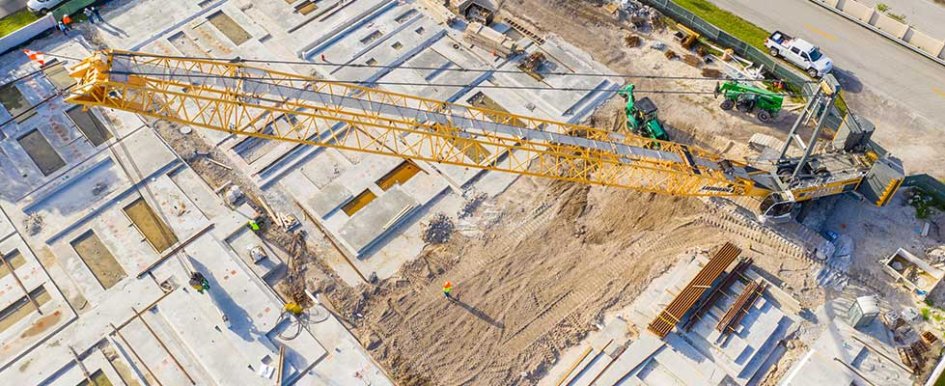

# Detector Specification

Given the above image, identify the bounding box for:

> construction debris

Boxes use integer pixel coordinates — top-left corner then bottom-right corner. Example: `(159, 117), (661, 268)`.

(422, 213), (454, 244)
(458, 192), (488, 219)
(518, 52), (546, 80)
(23, 213), (43, 235)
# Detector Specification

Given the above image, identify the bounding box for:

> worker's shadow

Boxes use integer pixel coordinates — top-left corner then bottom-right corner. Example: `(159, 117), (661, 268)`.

(97, 21), (129, 38)
(451, 297), (504, 329)
(188, 255), (262, 342)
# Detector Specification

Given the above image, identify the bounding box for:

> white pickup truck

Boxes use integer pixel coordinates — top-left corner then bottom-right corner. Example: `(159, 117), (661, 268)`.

(765, 31), (833, 78)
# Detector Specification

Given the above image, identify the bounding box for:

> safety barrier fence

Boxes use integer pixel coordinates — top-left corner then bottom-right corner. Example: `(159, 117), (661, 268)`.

(809, 0), (945, 67)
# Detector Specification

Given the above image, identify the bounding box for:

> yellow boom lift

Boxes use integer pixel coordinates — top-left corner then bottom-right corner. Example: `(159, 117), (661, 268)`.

(64, 51), (903, 220)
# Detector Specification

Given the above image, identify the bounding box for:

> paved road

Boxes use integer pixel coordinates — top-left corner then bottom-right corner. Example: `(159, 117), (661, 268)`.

(0, 0), (27, 18)
(708, 0), (945, 125)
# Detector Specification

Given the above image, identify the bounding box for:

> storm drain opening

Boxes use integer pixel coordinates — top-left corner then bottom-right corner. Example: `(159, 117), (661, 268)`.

(0, 286), (50, 333)
(207, 11), (252, 45)
(0, 250), (26, 279)
(18, 129), (65, 176)
(342, 189), (377, 216)
(376, 160), (422, 191)
(71, 230), (126, 290)
(123, 198), (179, 253)
(76, 370), (113, 386)
(0, 82), (33, 122)
(67, 106), (112, 146)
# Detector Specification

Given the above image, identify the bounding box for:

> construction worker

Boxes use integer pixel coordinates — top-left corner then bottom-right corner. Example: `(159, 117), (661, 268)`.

(246, 219), (260, 232)
(189, 271), (210, 293)
(83, 7), (96, 24)
(90, 6), (104, 23)
(442, 281), (453, 300)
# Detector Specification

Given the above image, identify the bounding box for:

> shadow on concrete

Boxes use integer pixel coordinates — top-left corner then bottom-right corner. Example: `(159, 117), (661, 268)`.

(451, 297), (504, 329)
(188, 254), (262, 343)
(97, 20), (129, 37)
(831, 67), (863, 94)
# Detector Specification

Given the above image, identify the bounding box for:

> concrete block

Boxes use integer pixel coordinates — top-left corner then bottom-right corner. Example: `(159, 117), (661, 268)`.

(904, 28), (945, 57)
(872, 13), (909, 39)
(0, 15), (55, 55)
(338, 186), (418, 254)
(840, 0), (874, 22)
(310, 180), (354, 217)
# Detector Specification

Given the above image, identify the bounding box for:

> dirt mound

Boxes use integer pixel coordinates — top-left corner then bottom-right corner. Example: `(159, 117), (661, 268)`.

(349, 174), (723, 384)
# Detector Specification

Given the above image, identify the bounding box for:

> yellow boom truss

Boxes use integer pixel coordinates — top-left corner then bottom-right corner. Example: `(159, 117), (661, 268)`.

(66, 50), (771, 198)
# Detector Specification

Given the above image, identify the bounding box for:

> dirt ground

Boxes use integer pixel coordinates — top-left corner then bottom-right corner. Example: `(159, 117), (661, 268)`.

(347, 176), (720, 384)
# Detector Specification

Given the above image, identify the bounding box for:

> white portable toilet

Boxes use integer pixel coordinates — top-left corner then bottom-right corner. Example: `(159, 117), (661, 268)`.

(846, 295), (880, 329)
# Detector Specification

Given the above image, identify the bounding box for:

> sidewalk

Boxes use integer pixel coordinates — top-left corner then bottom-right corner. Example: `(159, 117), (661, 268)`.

(0, 0), (27, 19)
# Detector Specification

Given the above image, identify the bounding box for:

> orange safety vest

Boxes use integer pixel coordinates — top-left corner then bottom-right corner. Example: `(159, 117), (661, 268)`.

(442, 282), (452, 293)
(62, 15), (72, 24)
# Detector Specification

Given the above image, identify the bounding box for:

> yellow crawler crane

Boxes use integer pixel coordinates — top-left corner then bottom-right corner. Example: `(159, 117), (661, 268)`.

(64, 50), (902, 219)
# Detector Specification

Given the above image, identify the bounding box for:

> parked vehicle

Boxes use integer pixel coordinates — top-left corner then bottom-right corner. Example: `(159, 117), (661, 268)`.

(27, 0), (68, 14)
(765, 31), (833, 78)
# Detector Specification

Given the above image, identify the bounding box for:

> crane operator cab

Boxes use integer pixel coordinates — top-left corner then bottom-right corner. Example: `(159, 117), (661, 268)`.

(760, 193), (795, 223)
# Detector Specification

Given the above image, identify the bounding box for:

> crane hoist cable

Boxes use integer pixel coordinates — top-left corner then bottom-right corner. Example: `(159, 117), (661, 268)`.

(40, 51), (816, 85)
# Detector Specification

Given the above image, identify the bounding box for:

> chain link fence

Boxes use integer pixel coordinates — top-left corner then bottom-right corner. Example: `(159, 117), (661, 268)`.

(53, 0), (97, 20)
(642, 0), (809, 89)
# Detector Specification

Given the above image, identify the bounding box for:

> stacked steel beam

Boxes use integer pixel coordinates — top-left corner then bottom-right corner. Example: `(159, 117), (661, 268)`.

(716, 279), (768, 334)
(648, 242), (741, 339)
(683, 258), (753, 332)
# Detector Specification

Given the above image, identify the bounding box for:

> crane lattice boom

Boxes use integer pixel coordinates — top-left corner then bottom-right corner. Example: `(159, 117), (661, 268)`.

(66, 50), (771, 197)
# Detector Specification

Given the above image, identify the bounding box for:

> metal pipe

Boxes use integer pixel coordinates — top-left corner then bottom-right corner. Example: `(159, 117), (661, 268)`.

(790, 93), (835, 181)
(778, 87), (822, 160)
(110, 323), (163, 386)
(69, 346), (94, 385)
(132, 307), (197, 385)
(1, 252), (42, 314)
(113, 288), (176, 330)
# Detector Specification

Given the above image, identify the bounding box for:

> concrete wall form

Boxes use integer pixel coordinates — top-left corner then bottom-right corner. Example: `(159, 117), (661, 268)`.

(0, 14), (55, 56)
(810, 0), (945, 65)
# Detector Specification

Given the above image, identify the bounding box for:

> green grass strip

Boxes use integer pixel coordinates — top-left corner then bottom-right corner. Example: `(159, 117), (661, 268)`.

(671, 0), (770, 51)
(0, 9), (40, 39)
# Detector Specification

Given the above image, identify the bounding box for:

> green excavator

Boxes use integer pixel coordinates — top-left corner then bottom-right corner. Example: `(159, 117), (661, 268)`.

(617, 84), (669, 141)
(714, 80), (784, 123)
